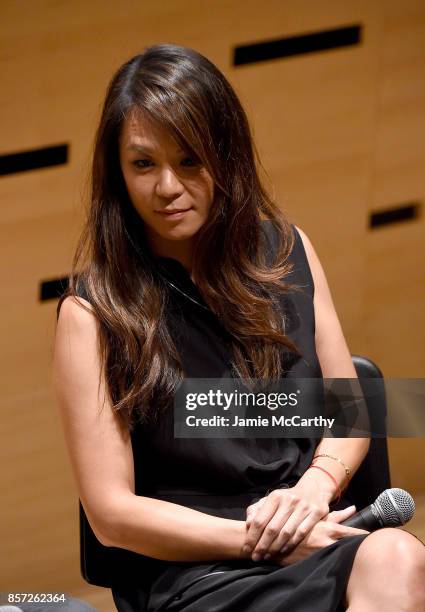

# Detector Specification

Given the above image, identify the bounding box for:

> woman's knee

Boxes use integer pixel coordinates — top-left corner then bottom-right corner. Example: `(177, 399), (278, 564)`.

(345, 528), (425, 608)
(354, 528), (425, 575)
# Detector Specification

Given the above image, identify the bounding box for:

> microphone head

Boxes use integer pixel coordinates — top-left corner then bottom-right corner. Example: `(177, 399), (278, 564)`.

(375, 488), (415, 526)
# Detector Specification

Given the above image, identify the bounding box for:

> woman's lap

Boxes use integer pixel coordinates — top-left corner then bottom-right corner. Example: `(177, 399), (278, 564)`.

(112, 533), (370, 612)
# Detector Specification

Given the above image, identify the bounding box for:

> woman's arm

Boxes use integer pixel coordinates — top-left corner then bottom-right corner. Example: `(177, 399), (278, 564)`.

(295, 225), (370, 496)
(104, 494), (248, 561)
(53, 296), (250, 562)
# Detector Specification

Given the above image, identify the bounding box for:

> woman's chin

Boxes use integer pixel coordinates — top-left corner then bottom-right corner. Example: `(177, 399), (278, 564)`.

(162, 229), (197, 241)
(157, 222), (203, 242)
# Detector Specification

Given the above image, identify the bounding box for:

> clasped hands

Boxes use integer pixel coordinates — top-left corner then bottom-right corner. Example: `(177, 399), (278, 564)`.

(242, 483), (365, 564)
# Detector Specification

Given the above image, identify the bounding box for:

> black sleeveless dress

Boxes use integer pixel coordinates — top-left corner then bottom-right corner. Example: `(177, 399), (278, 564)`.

(82, 221), (371, 611)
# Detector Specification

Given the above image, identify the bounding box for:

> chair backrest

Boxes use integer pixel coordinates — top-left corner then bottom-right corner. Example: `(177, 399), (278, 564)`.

(79, 354), (391, 588)
(346, 355), (391, 508)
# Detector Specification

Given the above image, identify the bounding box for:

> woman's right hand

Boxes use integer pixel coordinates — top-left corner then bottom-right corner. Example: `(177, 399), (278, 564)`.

(272, 505), (370, 567)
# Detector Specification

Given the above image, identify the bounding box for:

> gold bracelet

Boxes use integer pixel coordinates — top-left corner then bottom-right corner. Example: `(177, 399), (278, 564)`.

(312, 453), (351, 481)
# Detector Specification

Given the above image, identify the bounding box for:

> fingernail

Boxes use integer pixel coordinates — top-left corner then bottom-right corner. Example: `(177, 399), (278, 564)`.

(252, 552), (261, 561)
(242, 545), (251, 553)
(264, 553), (271, 560)
(280, 545), (288, 553)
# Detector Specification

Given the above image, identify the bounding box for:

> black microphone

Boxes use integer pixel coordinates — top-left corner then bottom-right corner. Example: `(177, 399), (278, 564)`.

(341, 488), (415, 531)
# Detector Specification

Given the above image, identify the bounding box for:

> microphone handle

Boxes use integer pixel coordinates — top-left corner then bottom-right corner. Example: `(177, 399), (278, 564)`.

(341, 505), (385, 531)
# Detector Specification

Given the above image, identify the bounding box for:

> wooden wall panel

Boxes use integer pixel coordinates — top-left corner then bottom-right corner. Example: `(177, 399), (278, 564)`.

(363, 0), (425, 496)
(2, 391), (79, 591)
(363, 1), (425, 375)
(1, 0), (423, 598)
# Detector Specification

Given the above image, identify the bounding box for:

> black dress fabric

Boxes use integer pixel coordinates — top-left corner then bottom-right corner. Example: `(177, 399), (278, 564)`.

(101, 221), (371, 611)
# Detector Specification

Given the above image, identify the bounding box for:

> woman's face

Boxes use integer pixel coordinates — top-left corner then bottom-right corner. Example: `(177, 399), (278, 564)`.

(119, 111), (215, 253)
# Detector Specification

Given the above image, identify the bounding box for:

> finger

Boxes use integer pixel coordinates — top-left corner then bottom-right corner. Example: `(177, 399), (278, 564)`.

(338, 525), (370, 537)
(325, 505), (356, 523)
(332, 522), (370, 537)
(246, 498), (266, 527)
(245, 506), (256, 527)
(246, 497), (267, 516)
(246, 498), (263, 513)
(243, 495), (281, 553)
(245, 497), (279, 551)
(250, 504), (297, 558)
(246, 504), (265, 531)
(277, 509), (324, 554)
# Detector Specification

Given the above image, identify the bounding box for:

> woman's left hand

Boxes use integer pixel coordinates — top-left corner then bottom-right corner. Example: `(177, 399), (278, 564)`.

(244, 481), (331, 561)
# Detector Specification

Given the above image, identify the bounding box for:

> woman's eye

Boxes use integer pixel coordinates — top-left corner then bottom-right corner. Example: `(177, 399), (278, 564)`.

(131, 157), (199, 170)
(181, 156), (198, 167)
(132, 159), (151, 169)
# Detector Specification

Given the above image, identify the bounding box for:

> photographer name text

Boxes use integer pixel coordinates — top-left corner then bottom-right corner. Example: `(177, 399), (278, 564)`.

(185, 415), (335, 428)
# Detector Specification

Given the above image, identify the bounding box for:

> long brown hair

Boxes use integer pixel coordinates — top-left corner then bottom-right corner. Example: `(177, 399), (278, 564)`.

(56, 43), (304, 431)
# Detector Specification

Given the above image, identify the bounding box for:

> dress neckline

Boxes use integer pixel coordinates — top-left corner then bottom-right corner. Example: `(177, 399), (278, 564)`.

(154, 256), (211, 312)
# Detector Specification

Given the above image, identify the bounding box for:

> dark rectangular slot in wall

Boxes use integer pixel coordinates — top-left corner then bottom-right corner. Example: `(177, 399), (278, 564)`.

(233, 24), (362, 66)
(369, 203), (420, 229)
(0, 144), (68, 176)
(40, 276), (69, 302)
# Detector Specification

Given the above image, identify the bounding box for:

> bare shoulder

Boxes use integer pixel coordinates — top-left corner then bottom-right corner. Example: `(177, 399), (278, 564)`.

(58, 294), (96, 324)
(55, 295), (100, 352)
(294, 225), (308, 243)
(293, 224), (330, 305)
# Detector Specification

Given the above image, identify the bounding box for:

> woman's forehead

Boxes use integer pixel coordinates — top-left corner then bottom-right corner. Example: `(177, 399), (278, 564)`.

(120, 111), (182, 152)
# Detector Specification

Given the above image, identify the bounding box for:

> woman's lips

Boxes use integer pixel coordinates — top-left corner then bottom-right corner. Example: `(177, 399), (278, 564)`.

(156, 208), (192, 220)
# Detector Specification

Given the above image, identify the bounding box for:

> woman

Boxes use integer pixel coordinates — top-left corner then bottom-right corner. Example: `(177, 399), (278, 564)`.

(53, 44), (425, 611)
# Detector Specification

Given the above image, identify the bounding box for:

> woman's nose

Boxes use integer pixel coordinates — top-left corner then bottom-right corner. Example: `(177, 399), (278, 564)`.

(155, 167), (184, 198)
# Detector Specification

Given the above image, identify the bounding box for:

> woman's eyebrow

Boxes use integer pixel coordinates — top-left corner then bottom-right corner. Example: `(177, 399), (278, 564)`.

(125, 142), (184, 154)
(126, 143), (154, 152)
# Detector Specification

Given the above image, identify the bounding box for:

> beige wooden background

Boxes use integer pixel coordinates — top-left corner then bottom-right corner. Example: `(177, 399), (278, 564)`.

(1, 0), (424, 609)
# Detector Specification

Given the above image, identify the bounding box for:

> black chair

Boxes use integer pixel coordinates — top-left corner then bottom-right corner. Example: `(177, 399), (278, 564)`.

(344, 355), (391, 509)
(79, 355), (391, 589)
